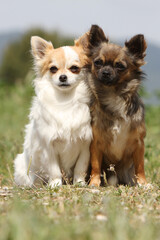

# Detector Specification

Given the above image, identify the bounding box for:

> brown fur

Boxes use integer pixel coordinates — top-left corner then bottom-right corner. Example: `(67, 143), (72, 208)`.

(84, 25), (147, 186)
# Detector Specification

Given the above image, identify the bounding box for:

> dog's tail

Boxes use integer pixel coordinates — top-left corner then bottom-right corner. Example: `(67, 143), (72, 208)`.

(14, 153), (34, 187)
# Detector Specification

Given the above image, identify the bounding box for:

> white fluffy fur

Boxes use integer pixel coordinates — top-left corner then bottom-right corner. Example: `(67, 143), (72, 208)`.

(14, 38), (92, 188)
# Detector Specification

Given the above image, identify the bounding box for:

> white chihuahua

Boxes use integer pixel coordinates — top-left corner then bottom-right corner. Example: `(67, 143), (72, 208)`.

(14, 36), (92, 188)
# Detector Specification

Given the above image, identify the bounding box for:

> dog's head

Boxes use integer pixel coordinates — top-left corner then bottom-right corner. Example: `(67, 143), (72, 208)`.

(31, 36), (89, 91)
(86, 25), (147, 88)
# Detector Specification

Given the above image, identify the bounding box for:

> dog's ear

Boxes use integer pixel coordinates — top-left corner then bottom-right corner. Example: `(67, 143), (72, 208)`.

(74, 32), (89, 51)
(125, 34), (147, 59)
(88, 25), (108, 49)
(31, 36), (53, 59)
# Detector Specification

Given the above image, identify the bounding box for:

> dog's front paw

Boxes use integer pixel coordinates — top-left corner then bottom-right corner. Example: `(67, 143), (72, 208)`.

(137, 176), (147, 186)
(73, 177), (86, 187)
(49, 178), (62, 188)
(89, 177), (101, 187)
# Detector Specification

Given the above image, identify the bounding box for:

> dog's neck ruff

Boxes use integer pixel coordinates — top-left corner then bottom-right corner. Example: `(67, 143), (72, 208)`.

(30, 78), (92, 143)
(91, 74), (143, 121)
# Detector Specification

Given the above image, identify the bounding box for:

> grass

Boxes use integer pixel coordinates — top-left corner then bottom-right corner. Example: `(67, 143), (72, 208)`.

(0, 81), (160, 240)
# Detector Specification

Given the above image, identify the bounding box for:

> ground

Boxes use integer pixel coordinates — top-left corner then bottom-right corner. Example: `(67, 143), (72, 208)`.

(0, 82), (160, 240)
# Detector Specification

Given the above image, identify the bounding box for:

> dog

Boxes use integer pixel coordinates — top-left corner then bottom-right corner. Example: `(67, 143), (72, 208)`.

(14, 36), (92, 188)
(84, 25), (147, 187)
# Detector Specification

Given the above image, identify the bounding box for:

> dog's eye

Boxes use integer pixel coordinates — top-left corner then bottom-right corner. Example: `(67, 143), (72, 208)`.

(94, 59), (103, 67)
(115, 62), (126, 71)
(70, 65), (80, 73)
(50, 66), (58, 73)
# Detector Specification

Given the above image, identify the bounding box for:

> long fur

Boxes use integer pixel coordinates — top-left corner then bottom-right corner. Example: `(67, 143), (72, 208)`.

(14, 37), (92, 188)
(85, 25), (147, 187)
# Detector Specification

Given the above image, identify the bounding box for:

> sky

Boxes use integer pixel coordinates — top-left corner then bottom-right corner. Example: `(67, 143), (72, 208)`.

(0, 0), (160, 46)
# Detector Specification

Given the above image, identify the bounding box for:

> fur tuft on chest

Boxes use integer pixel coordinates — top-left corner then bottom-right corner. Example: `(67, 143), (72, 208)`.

(109, 120), (130, 160)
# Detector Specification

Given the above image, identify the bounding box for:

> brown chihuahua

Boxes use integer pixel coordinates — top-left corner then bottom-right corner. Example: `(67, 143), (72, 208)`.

(85, 25), (147, 187)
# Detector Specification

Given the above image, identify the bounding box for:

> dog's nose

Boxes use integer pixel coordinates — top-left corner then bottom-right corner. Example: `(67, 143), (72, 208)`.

(59, 75), (67, 82)
(102, 70), (111, 77)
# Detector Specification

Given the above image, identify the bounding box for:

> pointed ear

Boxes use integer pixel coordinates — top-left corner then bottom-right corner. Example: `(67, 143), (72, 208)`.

(74, 32), (89, 50)
(31, 36), (53, 59)
(88, 25), (108, 48)
(125, 34), (147, 59)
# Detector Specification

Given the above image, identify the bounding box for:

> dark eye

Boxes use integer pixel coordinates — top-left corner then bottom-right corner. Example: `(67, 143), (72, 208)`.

(115, 62), (126, 71)
(70, 65), (80, 73)
(94, 59), (103, 67)
(50, 66), (58, 73)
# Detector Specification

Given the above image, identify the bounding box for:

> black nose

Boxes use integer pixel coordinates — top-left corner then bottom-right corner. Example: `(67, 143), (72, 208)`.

(102, 70), (111, 78)
(59, 75), (67, 82)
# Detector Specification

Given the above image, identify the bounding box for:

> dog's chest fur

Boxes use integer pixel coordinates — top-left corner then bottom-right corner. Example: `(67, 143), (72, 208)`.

(109, 120), (130, 160)
(89, 71), (145, 162)
(30, 78), (92, 144)
(92, 103), (130, 161)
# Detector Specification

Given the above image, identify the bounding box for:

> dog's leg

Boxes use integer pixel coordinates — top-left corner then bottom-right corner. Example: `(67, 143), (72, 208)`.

(48, 152), (62, 188)
(73, 142), (90, 186)
(133, 140), (147, 185)
(89, 139), (103, 187)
